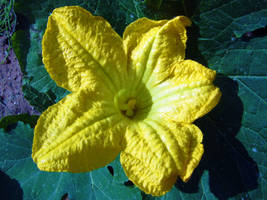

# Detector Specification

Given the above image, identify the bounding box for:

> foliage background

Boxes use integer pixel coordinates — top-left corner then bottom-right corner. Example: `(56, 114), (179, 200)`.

(0, 0), (266, 199)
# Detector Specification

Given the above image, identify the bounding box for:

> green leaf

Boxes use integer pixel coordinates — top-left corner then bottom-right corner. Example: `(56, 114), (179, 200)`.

(142, 171), (217, 200)
(0, 114), (38, 131)
(188, 0), (266, 199)
(11, 30), (29, 72)
(0, 122), (142, 200)
(192, 0), (267, 74)
(118, 0), (185, 24)
(145, 0), (163, 10)
(22, 84), (64, 113)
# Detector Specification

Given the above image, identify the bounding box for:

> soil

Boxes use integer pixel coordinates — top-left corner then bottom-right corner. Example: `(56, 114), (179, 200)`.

(0, 35), (38, 119)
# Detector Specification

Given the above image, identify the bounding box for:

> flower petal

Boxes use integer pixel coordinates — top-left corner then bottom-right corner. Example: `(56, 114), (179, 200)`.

(148, 60), (222, 123)
(120, 120), (203, 196)
(32, 87), (125, 172)
(42, 6), (127, 92)
(123, 16), (191, 91)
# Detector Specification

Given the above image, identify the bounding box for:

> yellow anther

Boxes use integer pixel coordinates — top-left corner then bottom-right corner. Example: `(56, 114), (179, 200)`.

(127, 99), (136, 110)
(124, 99), (136, 117)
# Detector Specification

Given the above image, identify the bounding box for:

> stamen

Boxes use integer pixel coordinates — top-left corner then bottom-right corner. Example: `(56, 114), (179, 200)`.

(125, 99), (136, 117)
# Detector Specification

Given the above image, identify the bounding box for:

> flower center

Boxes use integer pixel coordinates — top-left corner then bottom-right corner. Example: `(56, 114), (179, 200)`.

(121, 98), (137, 117)
(114, 89), (137, 118)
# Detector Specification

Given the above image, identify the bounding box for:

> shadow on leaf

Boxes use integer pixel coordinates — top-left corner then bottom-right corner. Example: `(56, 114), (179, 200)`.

(175, 75), (259, 200)
(0, 171), (23, 200)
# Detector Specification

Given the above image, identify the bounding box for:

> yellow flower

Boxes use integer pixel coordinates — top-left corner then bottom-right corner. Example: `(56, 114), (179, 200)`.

(32, 6), (221, 196)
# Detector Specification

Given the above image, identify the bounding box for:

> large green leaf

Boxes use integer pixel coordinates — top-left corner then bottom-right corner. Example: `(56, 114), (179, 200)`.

(193, 0), (267, 75)
(194, 1), (267, 199)
(0, 122), (141, 200)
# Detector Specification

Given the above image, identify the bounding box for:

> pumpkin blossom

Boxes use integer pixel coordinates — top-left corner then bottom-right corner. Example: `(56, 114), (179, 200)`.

(32, 6), (221, 196)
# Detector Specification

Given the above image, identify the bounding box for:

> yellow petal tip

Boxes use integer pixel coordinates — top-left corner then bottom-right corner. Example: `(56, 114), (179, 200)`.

(175, 16), (192, 27)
